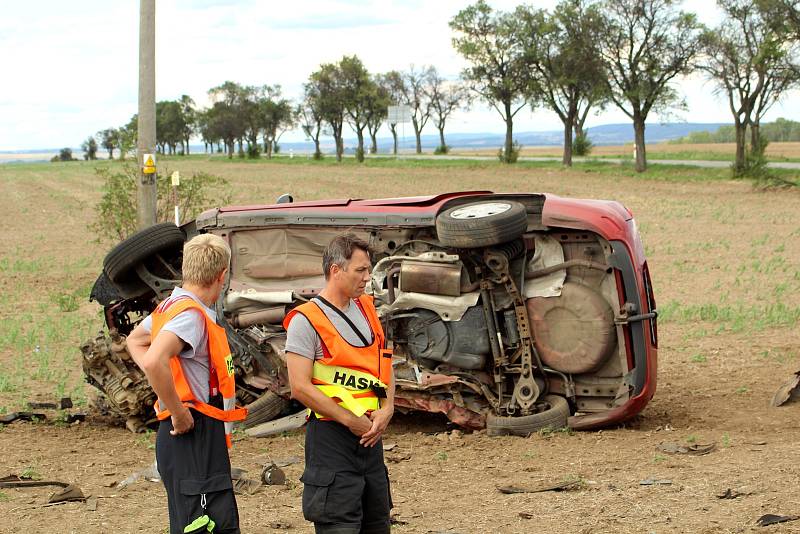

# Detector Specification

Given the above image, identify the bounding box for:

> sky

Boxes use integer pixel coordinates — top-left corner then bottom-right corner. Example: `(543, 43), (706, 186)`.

(1, 0), (798, 151)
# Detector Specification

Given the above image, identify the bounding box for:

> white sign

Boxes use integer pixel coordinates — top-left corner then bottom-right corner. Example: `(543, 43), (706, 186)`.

(171, 171), (181, 186)
(387, 104), (411, 124)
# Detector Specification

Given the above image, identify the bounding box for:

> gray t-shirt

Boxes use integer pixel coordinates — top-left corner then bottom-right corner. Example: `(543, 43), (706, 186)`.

(285, 297), (373, 360)
(141, 287), (216, 403)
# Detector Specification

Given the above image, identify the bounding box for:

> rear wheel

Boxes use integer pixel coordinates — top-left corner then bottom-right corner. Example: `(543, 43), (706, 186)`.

(486, 395), (570, 437)
(436, 200), (528, 248)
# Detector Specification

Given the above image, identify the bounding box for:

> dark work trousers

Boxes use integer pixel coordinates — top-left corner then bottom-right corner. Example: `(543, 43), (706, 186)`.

(301, 416), (392, 534)
(156, 407), (240, 534)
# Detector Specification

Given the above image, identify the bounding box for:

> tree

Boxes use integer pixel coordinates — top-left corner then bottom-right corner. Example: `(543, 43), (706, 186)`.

(51, 148), (75, 162)
(156, 100), (185, 155)
(428, 71), (471, 154)
(81, 136), (98, 160)
(117, 116), (137, 161)
(208, 81), (248, 158)
(598, 0), (703, 172)
(98, 128), (120, 160)
(400, 65), (435, 154)
(309, 63), (348, 161)
(451, 1), (531, 163)
(337, 56), (374, 162)
(378, 71), (407, 155)
(178, 95), (196, 155)
(299, 84), (325, 160)
(517, 0), (608, 166)
(365, 75), (390, 155)
(701, 0), (799, 175)
(758, 0), (800, 39)
(259, 86), (295, 159)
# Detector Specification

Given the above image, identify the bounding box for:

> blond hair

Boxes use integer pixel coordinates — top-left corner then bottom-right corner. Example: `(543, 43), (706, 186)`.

(182, 234), (231, 286)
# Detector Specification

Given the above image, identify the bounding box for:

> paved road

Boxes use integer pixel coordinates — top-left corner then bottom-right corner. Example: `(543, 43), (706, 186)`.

(374, 153), (800, 170)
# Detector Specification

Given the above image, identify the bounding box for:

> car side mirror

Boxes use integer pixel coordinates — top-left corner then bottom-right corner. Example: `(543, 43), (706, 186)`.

(276, 193), (294, 204)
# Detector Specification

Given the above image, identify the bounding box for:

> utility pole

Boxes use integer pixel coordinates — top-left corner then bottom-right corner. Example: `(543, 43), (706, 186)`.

(137, 0), (157, 228)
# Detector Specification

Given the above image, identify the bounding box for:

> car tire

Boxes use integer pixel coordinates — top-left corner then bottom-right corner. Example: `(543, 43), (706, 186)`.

(436, 200), (528, 248)
(243, 391), (290, 429)
(485, 394), (570, 437)
(103, 223), (185, 284)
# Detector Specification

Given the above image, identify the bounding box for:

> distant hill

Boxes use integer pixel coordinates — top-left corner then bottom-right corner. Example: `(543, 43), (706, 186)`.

(1, 122), (729, 161)
(274, 122), (729, 154)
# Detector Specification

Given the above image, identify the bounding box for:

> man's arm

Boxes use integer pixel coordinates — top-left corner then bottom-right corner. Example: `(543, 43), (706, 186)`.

(126, 323), (195, 435)
(360, 362), (394, 447)
(286, 353), (372, 437)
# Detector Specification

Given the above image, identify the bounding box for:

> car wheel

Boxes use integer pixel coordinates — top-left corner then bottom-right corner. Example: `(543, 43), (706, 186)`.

(486, 395), (570, 437)
(103, 223), (185, 284)
(243, 391), (290, 428)
(436, 200), (528, 248)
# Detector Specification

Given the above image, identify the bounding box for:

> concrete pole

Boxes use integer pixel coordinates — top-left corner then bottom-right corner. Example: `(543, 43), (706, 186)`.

(137, 0), (157, 228)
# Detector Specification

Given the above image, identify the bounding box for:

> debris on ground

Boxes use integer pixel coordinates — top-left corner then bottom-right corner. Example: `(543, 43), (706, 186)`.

(497, 479), (583, 494)
(656, 441), (716, 455)
(86, 496), (98, 511)
(519, 512), (535, 519)
(270, 456), (302, 468)
(269, 520), (292, 529)
(639, 479), (672, 486)
(771, 371), (800, 407)
(117, 461), (160, 489)
(261, 463), (286, 486)
(717, 488), (751, 499)
(386, 453), (412, 463)
(756, 514), (799, 527)
(245, 410), (306, 438)
(383, 443), (397, 451)
(0, 475), (86, 503)
(0, 412), (46, 424)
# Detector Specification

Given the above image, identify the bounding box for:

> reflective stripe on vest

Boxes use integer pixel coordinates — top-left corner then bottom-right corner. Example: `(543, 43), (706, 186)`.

(283, 294), (393, 419)
(150, 295), (247, 448)
(311, 362), (388, 417)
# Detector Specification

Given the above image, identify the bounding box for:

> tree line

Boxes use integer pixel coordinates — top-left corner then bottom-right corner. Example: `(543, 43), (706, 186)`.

(671, 118), (800, 144)
(79, 0), (800, 176)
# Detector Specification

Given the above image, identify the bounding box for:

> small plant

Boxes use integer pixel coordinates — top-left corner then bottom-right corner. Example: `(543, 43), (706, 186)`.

(136, 429), (156, 450)
(246, 144), (261, 159)
(722, 433), (731, 448)
(735, 386), (749, 395)
(653, 453), (666, 463)
(685, 434), (698, 443)
(21, 467), (42, 481)
(434, 145), (451, 155)
(0, 491), (9, 502)
(498, 140), (521, 163)
(435, 451), (448, 461)
(54, 293), (79, 313)
(572, 132), (593, 156)
(690, 353), (707, 363)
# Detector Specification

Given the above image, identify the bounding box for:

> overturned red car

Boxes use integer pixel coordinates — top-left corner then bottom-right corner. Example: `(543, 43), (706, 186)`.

(83, 191), (657, 436)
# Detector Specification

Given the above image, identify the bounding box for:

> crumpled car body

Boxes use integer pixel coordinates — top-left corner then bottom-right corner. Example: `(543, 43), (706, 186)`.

(82, 190), (658, 435)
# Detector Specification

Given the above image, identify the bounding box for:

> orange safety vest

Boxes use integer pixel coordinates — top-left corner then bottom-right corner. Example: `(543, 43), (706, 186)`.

(283, 294), (393, 418)
(150, 295), (247, 448)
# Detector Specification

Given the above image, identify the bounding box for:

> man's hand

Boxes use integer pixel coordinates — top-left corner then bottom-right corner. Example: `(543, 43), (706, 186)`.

(347, 414), (373, 437)
(359, 406), (393, 447)
(170, 405), (194, 435)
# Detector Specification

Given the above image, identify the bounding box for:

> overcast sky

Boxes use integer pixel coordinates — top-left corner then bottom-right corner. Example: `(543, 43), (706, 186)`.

(1, 0), (798, 151)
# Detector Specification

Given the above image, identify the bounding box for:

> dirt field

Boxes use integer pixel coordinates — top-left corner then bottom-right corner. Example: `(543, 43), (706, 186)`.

(1, 156), (799, 533)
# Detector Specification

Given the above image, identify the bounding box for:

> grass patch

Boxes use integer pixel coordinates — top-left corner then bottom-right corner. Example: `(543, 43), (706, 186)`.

(658, 300), (800, 332)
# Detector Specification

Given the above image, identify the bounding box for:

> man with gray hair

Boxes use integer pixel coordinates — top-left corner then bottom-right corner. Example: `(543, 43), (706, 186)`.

(127, 232), (246, 534)
(284, 233), (395, 534)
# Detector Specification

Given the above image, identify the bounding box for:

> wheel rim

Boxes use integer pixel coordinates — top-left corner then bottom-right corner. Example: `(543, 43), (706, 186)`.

(450, 202), (512, 220)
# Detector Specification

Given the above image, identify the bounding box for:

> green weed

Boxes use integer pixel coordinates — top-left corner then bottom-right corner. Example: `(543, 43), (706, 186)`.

(653, 454), (666, 463)
(735, 386), (749, 395)
(722, 433), (731, 448)
(690, 354), (707, 363)
(21, 467), (41, 480)
(0, 491), (9, 502)
(435, 451), (448, 461)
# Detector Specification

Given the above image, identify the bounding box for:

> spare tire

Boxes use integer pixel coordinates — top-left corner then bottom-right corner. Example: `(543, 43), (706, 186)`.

(103, 223), (185, 284)
(243, 392), (290, 429)
(436, 200), (528, 248)
(486, 395), (570, 437)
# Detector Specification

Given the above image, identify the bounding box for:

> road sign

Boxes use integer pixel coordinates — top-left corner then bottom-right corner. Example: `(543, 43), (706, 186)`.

(387, 104), (411, 124)
(142, 153), (156, 174)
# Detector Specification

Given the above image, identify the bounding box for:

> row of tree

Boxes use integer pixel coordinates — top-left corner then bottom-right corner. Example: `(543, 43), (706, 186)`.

(80, 0), (799, 175)
(84, 62), (471, 164)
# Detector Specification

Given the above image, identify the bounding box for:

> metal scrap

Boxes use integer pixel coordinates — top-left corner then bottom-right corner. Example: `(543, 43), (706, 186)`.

(245, 409), (306, 438)
(497, 479), (582, 494)
(0, 412), (46, 424)
(656, 441), (716, 455)
(771, 372), (800, 407)
(756, 514), (799, 527)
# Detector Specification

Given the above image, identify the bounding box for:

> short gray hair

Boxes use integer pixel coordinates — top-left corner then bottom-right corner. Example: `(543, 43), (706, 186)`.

(322, 233), (370, 280)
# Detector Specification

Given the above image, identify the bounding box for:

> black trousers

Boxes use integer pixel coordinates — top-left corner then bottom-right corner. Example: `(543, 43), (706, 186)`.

(302, 416), (392, 534)
(156, 409), (240, 534)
